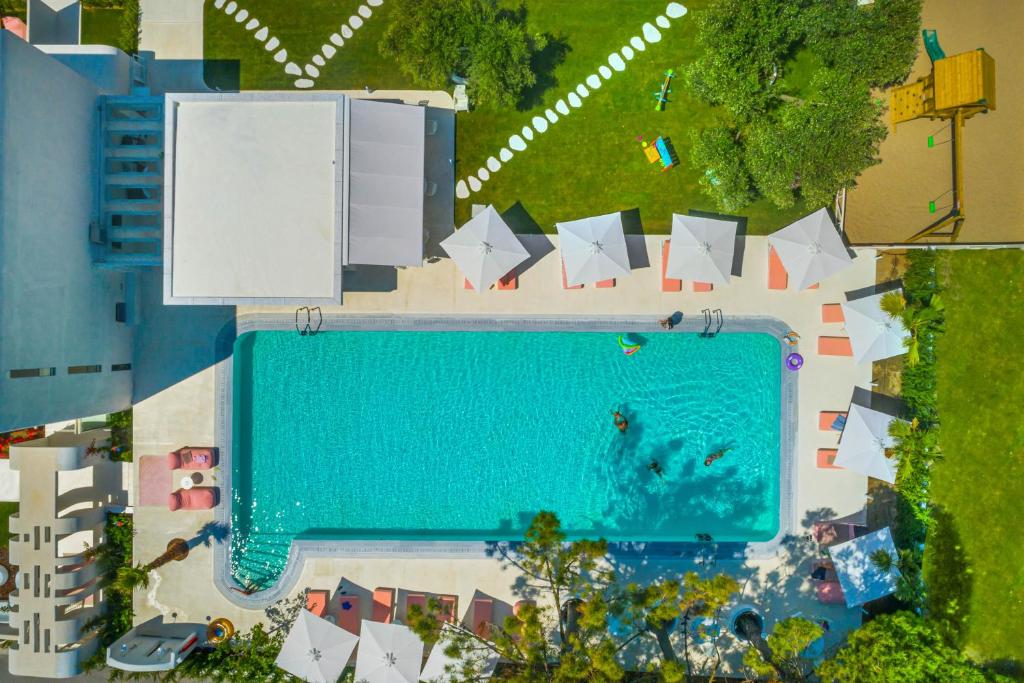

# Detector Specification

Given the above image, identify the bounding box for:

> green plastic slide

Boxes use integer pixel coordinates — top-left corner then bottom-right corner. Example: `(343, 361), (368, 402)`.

(923, 29), (945, 63)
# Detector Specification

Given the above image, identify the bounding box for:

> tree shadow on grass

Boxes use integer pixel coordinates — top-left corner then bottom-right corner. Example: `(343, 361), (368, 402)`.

(924, 506), (973, 647)
(515, 24), (571, 112)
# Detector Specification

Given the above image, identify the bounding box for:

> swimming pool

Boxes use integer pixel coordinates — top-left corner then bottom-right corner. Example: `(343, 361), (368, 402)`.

(226, 320), (786, 590)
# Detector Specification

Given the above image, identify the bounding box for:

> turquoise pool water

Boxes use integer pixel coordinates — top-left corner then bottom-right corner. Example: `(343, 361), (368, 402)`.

(231, 330), (781, 588)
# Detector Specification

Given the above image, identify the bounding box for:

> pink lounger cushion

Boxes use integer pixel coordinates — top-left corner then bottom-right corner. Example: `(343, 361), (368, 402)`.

(817, 449), (840, 469)
(168, 487), (218, 511)
(768, 246), (788, 290)
(337, 594), (361, 635)
(661, 241), (682, 292)
(821, 304), (845, 323)
(692, 281), (713, 292)
(306, 590), (329, 617)
(167, 447), (217, 470)
(818, 336), (854, 356)
(595, 279), (616, 288)
(373, 587), (395, 623)
(818, 411), (848, 431)
(473, 597), (493, 637)
(817, 580), (845, 604)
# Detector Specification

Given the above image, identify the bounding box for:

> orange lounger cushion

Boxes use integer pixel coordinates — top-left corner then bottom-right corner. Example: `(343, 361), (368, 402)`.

(768, 246), (788, 290)
(821, 303), (845, 323)
(661, 241), (682, 292)
(472, 598), (493, 637)
(337, 594), (360, 635)
(562, 260), (582, 289)
(817, 449), (840, 469)
(497, 270), (517, 290)
(818, 336), (854, 356)
(372, 587), (395, 623)
(595, 279), (615, 288)
(818, 411), (848, 431)
(692, 281), (713, 292)
(306, 590), (329, 618)
(463, 278), (474, 290)
(807, 282), (820, 290)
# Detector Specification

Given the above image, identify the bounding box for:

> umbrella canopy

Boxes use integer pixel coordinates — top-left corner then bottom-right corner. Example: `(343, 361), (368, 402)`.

(768, 208), (853, 289)
(275, 609), (359, 683)
(420, 625), (499, 682)
(666, 214), (738, 285)
(556, 212), (631, 287)
(841, 291), (911, 364)
(441, 205), (530, 292)
(829, 527), (902, 607)
(834, 403), (900, 483)
(354, 620), (424, 683)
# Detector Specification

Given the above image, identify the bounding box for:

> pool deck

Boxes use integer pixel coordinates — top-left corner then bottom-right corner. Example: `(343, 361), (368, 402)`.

(133, 235), (877, 673)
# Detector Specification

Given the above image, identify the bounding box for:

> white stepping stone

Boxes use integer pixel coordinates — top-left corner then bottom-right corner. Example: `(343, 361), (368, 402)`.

(341, 25), (353, 39)
(568, 92), (582, 108)
(358, 5), (372, 18)
(656, 15), (670, 29)
(322, 44), (336, 58)
(622, 45), (635, 60)
(545, 109), (558, 123)
(532, 116), (548, 133)
(599, 65), (612, 80)
(349, 15), (363, 29)
(312, 55), (326, 67)
(330, 33), (344, 46)
(643, 23), (662, 43)
(555, 99), (570, 115)
(246, 18), (259, 30)
(631, 36), (645, 51)
(509, 135), (527, 152)
(305, 64), (320, 77)
(234, 9), (248, 22)
(295, 78), (315, 89)
(456, 180), (469, 199)
(265, 37), (279, 50)
(274, 49), (288, 63)
(214, 0), (226, 8)
(478, 168), (490, 181)
(285, 62), (301, 76)
(368, 0), (383, 5)
(224, 1), (237, 15)
(486, 156), (501, 172)
(666, 2), (687, 19)
(499, 148), (513, 162)
(255, 27), (269, 41)
(576, 84), (589, 98)
(609, 53), (626, 71)
(521, 126), (534, 141)
(468, 176), (481, 192)
(586, 74), (602, 89)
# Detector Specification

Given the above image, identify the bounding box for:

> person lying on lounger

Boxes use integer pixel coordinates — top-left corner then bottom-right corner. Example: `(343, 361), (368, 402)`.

(612, 411), (629, 433)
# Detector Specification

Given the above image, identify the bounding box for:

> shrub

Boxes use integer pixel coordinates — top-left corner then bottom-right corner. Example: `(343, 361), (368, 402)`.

(689, 127), (755, 212)
(118, 0), (139, 55)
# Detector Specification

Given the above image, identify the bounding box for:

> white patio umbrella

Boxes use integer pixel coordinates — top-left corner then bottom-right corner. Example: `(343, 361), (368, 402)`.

(556, 211), (631, 287)
(841, 291), (911, 364)
(768, 208), (853, 289)
(440, 205), (530, 292)
(666, 214), (738, 285)
(834, 403), (900, 483)
(420, 625), (499, 682)
(275, 609), (359, 683)
(829, 527), (902, 607)
(354, 620), (424, 683)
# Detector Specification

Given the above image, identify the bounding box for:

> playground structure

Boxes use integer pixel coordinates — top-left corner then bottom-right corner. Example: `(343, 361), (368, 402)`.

(640, 135), (679, 171)
(889, 30), (996, 242)
(654, 69), (674, 111)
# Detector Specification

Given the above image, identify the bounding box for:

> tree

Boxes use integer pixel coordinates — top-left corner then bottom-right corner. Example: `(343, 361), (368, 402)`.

(880, 291), (944, 367)
(689, 127), (755, 212)
(119, 0), (140, 55)
(816, 612), (996, 682)
(113, 537), (189, 594)
(742, 616), (823, 682)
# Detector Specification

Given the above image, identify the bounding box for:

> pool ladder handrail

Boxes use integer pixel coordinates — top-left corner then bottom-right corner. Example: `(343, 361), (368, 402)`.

(714, 309), (724, 336)
(701, 309), (712, 337)
(296, 307), (324, 336)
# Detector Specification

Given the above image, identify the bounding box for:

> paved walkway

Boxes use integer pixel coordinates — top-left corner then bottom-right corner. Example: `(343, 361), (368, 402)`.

(139, 0), (204, 60)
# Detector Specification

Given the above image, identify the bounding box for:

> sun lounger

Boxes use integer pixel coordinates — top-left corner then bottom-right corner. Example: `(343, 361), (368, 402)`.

(167, 486), (218, 511)
(438, 594), (458, 623)
(692, 281), (713, 292)
(595, 278), (615, 288)
(337, 594), (360, 635)
(816, 580), (845, 604)
(463, 278), (475, 290)
(562, 260), (582, 289)
(818, 336), (854, 356)
(821, 304), (845, 323)
(813, 521), (867, 546)
(405, 592), (426, 620)
(816, 449), (840, 469)
(167, 447), (217, 470)
(372, 587), (395, 623)
(497, 269), (517, 290)
(807, 282), (819, 290)
(818, 411), (848, 431)
(513, 599), (534, 617)
(661, 241), (682, 292)
(472, 597), (493, 637)
(306, 590), (329, 618)
(138, 456), (169, 507)
(768, 246), (788, 290)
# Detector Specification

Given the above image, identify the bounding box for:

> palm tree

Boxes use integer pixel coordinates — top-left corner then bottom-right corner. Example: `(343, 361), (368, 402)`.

(879, 291), (943, 366)
(114, 538), (190, 594)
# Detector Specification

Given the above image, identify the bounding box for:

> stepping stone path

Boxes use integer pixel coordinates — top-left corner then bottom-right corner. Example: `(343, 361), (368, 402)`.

(255, 26), (268, 40)
(274, 50), (288, 63)
(456, 2), (690, 197)
(312, 55), (326, 67)
(341, 25), (353, 39)
(235, 9), (248, 22)
(246, 18), (259, 30)
(323, 44), (336, 58)
(295, 79), (314, 89)
(225, 2), (236, 15)
(265, 37), (279, 50)
(358, 5), (373, 18)
(305, 64), (320, 77)
(330, 33), (344, 46)
(214, 0), (225, 8)
(285, 62), (301, 76)
(349, 16), (363, 29)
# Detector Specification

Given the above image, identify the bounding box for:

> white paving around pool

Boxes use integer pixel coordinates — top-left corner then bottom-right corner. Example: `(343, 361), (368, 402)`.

(134, 235), (875, 675)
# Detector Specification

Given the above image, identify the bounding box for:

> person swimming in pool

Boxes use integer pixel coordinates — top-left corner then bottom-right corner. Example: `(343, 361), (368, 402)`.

(704, 447), (731, 467)
(612, 410), (629, 433)
(648, 460), (664, 477)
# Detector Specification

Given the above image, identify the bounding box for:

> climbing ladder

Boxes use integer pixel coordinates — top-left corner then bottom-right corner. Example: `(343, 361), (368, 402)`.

(93, 95), (165, 269)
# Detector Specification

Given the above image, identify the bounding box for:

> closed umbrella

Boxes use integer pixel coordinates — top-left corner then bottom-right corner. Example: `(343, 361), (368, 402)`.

(420, 625), (499, 682)
(441, 205), (530, 292)
(556, 212), (631, 287)
(768, 208), (853, 289)
(834, 403), (900, 483)
(275, 609), (359, 683)
(666, 214), (738, 285)
(842, 291), (910, 364)
(354, 620), (424, 683)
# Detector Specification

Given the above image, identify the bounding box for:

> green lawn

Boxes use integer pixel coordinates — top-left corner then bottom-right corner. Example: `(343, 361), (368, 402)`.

(0, 501), (18, 548)
(924, 249), (1024, 670)
(80, 7), (124, 48)
(203, 0), (808, 234)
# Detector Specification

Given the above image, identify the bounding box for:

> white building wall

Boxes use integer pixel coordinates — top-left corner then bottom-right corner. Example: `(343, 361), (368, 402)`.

(0, 33), (134, 432)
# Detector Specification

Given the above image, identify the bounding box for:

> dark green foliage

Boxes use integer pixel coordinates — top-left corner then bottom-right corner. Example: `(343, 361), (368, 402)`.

(118, 0), (139, 55)
(81, 513), (134, 674)
(690, 127), (756, 212)
(108, 410), (132, 462)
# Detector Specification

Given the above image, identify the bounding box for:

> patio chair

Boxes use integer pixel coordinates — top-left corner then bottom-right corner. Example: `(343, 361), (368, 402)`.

(692, 281), (713, 292)
(818, 411), (848, 431)
(306, 590), (329, 618)
(816, 580), (845, 604)
(768, 246), (788, 290)
(167, 487), (218, 511)
(821, 303), (845, 323)
(816, 449), (840, 469)
(372, 587), (395, 623)
(337, 594), (361, 635)
(813, 521), (867, 546)
(471, 597), (493, 637)
(167, 447), (217, 470)
(661, 241), (682, 292)
(562, 260), (582, 290)
(818, 336), (854, 356)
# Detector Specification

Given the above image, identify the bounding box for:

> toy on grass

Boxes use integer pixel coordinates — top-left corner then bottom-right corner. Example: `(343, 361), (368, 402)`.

(637, 135), (679, 171)
(654, 68), (675, 111)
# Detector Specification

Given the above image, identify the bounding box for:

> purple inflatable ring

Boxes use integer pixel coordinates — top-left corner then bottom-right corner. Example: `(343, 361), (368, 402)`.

(786, 352), (804, 371)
